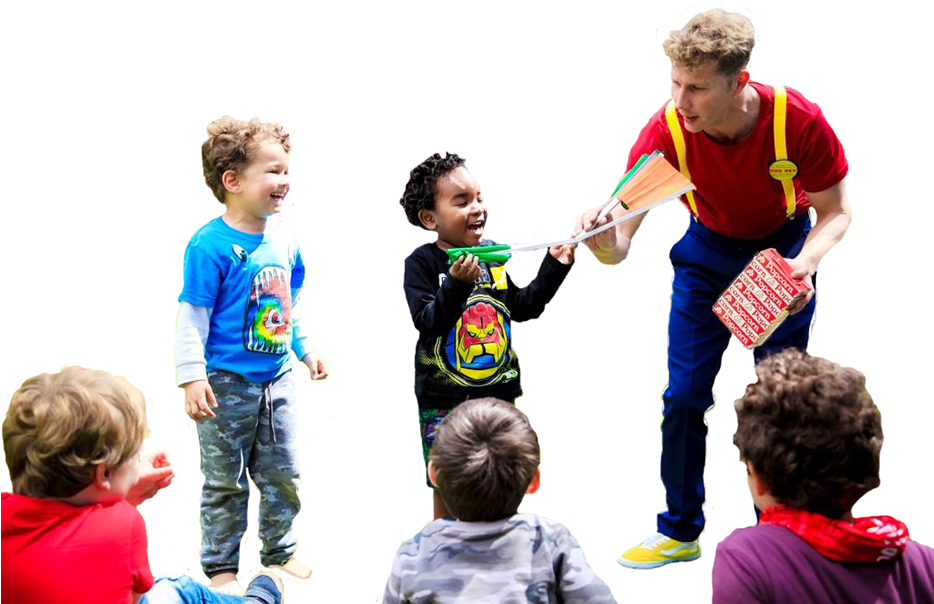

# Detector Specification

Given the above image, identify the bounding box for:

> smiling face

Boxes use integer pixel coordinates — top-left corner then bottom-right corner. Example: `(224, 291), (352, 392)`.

(225, 140), (291, 220)
(670, 60), (742, 134)
(419, 166), (487, 249)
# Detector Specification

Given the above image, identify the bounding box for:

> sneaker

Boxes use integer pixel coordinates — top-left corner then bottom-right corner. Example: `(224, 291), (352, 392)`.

(246, 572), (284, 604)
(208, 572), (245, 596)
(617, 532), (701, 569)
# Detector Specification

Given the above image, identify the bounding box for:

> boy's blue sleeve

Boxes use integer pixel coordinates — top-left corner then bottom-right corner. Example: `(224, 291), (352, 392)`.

(179, 239), (223, 308)
(290, 246), (310, 360)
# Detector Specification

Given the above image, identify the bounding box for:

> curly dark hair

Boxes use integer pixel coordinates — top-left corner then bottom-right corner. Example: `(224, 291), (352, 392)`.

(430, 398), (540, 522)
(734, 349), (883, 518)
(399, 152), (466, 228)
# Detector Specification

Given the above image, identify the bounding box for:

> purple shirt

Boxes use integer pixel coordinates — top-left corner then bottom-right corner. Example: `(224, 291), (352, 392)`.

(712, 524), (934, 603)
(710, 525), (934, 604)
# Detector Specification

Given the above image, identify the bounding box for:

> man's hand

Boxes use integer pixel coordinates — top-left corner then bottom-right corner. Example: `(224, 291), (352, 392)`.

(184, 380), (217, 421)
(449, 253), (481, 284)
(126, 451), (174, 507)
(573, 206), (617, 254)
(303, 351), (330, 380)
(785, 256), (816, 315)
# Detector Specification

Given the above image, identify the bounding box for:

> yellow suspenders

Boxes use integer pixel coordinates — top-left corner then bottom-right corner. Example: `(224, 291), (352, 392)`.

(665, 85), (798, 221)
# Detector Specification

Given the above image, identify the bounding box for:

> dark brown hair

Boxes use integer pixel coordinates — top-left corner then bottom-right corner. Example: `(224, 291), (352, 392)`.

(734, 349), (882, 518)
(430, 398), (540, 521)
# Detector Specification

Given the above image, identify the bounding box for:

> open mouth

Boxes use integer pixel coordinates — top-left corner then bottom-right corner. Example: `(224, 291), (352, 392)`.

(467, 218), (485, 234)
(270, 191), (288, 202)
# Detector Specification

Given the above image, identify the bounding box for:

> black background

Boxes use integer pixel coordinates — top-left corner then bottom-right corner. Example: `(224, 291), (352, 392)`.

(3, 5), (917, 601)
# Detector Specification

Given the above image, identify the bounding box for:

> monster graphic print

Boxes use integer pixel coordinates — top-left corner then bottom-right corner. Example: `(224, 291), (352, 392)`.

(244, 266), (292, 355)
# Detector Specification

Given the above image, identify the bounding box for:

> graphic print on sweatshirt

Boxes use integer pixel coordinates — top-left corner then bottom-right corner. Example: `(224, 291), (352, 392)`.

(440, 294), (514, 385)
(243, 266), (292, 354)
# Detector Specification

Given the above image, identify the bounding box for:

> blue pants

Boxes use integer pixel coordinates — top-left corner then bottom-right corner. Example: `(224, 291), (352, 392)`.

(140, 575), (281, 604)
(658, 214), (816, 542)
(197, 370), (301, 577)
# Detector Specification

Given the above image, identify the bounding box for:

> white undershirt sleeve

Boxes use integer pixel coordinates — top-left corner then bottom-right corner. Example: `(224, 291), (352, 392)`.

(175, 302), (212, 386)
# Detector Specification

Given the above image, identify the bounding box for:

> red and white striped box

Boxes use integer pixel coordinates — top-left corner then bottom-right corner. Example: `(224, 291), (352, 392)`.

(712, 248), (812, 349)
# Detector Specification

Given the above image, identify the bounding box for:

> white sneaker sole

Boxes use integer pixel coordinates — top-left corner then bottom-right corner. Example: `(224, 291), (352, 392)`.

(616, 549), (701, 569)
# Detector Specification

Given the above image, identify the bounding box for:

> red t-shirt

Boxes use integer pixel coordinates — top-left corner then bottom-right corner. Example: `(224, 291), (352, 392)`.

(2, 493), (155, 604)
(628, 82), (849, 239)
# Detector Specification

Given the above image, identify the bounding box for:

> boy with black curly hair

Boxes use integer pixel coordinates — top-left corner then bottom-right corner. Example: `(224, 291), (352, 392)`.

(712, 349), (934, 603)
(401, 152), (574, 519)
(383, 398), (615, 603)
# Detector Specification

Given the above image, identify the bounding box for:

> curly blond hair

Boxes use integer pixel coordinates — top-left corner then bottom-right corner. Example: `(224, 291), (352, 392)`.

(201, 116), (291, 203)
(663, 9), (755, 75)
(3, 366), (148, 498)
(734, 349), (883, 518)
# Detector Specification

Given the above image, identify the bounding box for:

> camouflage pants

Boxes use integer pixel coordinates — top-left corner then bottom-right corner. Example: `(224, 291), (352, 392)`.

(197, 369), (301, 577)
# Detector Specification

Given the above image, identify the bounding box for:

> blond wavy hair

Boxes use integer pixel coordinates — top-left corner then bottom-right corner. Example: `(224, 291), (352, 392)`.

(3, 366), (148, 498)
(663, 9), (755, 75)
(201, 116), (291, 203)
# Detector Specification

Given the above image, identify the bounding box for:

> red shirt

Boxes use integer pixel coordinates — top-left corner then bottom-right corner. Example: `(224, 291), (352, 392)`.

(2, 493), (155, 604)
(628, 82), (848, 239)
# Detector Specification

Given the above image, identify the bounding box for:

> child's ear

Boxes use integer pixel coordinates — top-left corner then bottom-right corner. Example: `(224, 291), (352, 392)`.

(526, 467), (541, 494)
(222, 170), (241, 194)
(746, 462), (769, 497)
(92, 463), (112, 492)
(427, 460), (439, 488)
(418, 209), (437, 231)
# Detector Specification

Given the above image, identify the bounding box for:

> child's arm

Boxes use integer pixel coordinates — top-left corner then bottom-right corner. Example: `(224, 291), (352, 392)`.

(289, 245), (329, 381)
(291, 291), (329, 380)
(175, 302), (211, 385)
(404, 252), (476, 337)
(175, 302), (218, 420)
(126, 451), (175, 507)
(506, 249), (573, 323)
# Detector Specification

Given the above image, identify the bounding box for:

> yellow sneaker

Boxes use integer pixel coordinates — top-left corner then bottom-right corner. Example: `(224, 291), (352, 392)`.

(617, 532), (701, 569)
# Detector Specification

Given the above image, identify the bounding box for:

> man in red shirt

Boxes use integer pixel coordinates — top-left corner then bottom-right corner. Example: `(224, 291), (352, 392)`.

(576, 9), (851, 569)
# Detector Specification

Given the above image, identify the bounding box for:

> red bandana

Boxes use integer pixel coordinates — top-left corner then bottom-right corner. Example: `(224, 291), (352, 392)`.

(760, 506), (910, 563)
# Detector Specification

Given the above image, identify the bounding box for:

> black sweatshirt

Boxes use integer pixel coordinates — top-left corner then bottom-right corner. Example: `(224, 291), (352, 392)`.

(403, 240), (572, 408)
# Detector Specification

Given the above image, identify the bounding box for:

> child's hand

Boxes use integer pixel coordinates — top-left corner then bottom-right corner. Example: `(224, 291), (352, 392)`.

(126, 451), (175, 507)
(449, 253), (481, 284)
(303, 351), (330, 380)
(549, 242), (576, 265)
(184, 380), (218, 421)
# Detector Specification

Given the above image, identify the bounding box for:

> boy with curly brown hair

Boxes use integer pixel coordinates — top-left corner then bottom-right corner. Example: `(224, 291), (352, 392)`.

(174, 116), (329, 593)
(383, 398), (615, 603)
(712, 349), (934, 603)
